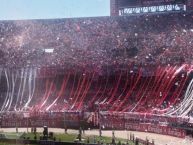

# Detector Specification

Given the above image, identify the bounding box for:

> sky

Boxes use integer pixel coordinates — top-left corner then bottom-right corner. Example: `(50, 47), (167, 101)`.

(0, 0), (110, 20)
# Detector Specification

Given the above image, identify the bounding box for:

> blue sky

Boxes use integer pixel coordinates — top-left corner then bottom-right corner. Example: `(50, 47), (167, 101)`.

(0, 0), (110, 20)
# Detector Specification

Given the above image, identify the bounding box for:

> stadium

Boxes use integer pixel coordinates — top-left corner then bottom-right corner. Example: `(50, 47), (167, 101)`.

(0, 0), (193, 145)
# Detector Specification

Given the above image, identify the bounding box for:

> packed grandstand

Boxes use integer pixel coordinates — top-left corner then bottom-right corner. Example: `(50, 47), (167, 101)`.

(0, 0), (193, 145)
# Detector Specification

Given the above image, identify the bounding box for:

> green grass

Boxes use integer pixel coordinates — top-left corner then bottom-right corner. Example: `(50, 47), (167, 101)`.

(20, 132), (78, 142)
(0, 132), (141, 145)
(1, 132), (23, 139)
(21, 132), (136, 144)
(84, 135), (135, 145)
(0, 144), (38, 145)
(0, 133), (37, 145)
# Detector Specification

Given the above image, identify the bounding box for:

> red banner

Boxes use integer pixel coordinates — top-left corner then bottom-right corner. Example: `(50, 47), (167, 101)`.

(1, 119), (63, 128)
(125, 123), (185, 138)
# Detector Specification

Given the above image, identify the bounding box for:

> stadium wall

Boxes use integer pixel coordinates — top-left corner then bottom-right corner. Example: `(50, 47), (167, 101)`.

(0, 118), (186, 138)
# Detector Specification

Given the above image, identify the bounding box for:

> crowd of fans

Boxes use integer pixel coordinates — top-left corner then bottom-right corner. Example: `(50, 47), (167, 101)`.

(0, 64), (192, 114)
(0, 12), (192, 72)
(0, 11), (193, 114)
(0, 10), (193, 139)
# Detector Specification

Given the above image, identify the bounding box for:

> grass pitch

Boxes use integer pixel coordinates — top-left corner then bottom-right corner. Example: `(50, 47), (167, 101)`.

(21, 132), (136, 144)
(0, 131), (138, 145)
